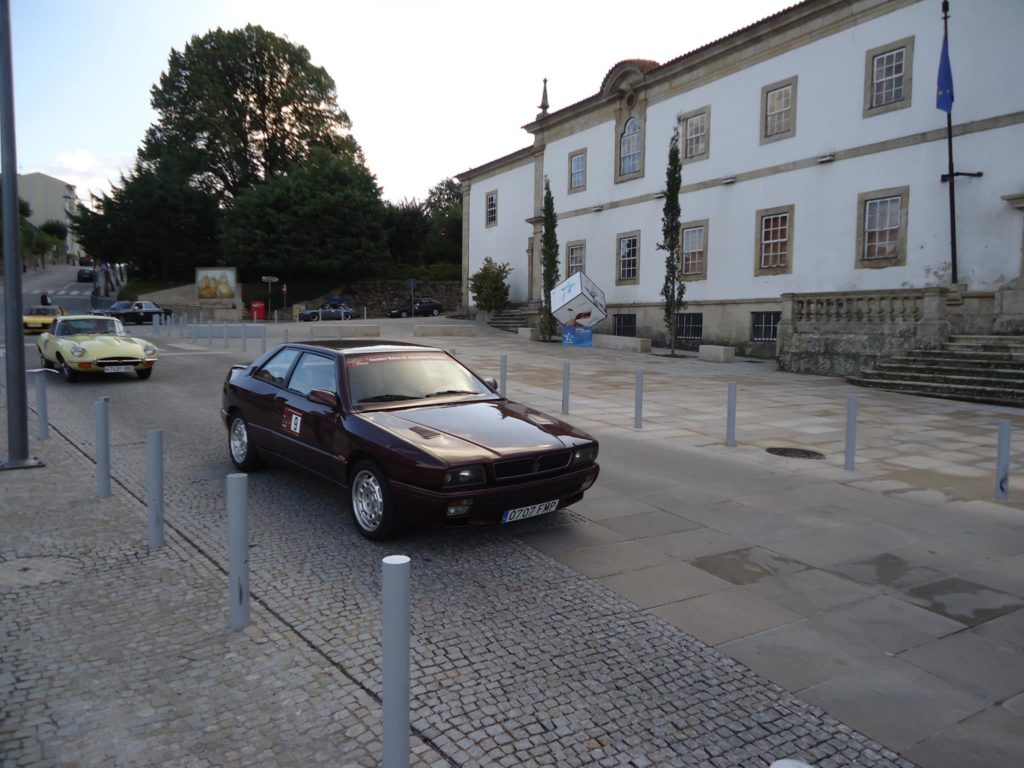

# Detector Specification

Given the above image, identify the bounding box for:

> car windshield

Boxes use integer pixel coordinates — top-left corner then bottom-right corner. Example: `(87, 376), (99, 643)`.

(345, 351), (492, 405)
(29, 306), (60, 316)
(57, 318), (127, 336)
(110, 302), (132, 310)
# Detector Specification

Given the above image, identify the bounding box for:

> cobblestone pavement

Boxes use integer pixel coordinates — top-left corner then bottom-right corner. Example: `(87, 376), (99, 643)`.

(7, 321), (1019, 766)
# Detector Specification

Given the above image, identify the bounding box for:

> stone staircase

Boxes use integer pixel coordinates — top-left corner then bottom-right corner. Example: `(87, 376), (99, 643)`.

(847, 335), (1024, 406)
(487, 308), (532, 333)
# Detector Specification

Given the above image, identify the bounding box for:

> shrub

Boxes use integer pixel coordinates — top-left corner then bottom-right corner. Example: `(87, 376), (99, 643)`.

(469, 257), (513, 312)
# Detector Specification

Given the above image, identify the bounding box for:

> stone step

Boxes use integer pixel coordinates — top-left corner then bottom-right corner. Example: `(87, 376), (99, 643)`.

(874, 362), (1024, 379)
(907, 348), (1024, 362)
(949, 335), (1024, 344)
(847, 375), (1024, 407)
(864, 367), (1023, 387)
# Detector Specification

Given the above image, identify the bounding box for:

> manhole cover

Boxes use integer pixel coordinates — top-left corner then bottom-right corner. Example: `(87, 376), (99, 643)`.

(766, 447), (825, 460)
(0, 557), (83, 589)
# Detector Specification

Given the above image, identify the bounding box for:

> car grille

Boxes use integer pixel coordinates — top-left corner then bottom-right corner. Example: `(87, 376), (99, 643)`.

(96, 357), (141, 368)
(494, 450), (571, 480)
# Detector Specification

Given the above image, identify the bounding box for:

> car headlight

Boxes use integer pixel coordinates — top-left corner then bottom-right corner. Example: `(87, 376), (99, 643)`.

(143, 344), (157, 356)
(443, 465), (486, 488)
(570, 444), (598, 466)
(70, 343), (86, 358)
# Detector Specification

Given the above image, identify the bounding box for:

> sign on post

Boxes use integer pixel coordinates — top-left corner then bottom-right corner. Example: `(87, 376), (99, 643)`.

(551, 272), (607, 347)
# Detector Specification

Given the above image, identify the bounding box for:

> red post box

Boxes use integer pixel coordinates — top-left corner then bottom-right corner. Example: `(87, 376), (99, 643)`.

(250, 299), (266, 321)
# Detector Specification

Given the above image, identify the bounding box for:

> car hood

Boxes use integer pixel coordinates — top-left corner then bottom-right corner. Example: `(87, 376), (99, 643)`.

(56, 335), (153, 354)
(360, 400), (590, 460)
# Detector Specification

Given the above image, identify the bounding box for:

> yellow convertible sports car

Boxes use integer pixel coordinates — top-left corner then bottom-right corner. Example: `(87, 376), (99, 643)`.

(22, 304), (66, 334)
(37, 314), (159, 382)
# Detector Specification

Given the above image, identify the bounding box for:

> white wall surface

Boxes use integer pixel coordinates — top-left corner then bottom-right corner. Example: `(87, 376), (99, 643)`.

(467, 161), (535, 303)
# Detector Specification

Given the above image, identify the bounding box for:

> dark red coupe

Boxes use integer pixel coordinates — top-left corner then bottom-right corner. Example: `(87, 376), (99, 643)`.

(221, 341), (600, 539)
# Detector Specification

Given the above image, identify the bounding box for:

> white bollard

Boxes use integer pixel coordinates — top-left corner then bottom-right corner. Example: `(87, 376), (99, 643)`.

(844, 395), (858, 470)
(382, 555), (411, 768)
(283, 328), (289, 344)
(634, 370), (643, 429)
(726, 382), (737, 447)
(241, 324), (247, 353)
(95, 397), (111, 498)
(147, 429), (164, 551)
(227, 473), (250, 631)
(207, 321), (213, 347)
(223, 323), (229, 348)
(562, 361), (570, 415)
(996, 420), (1011, 501)
(34, 370), (49, 440)
(499, 354), (507, 397)
(261, 325), (267, 354)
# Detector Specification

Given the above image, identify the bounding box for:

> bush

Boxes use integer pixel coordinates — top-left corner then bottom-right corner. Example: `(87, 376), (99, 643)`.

(469, 257), (513, 312)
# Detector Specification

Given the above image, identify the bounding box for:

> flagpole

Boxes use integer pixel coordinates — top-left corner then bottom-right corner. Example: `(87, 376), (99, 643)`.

(942, 0), (958, 284)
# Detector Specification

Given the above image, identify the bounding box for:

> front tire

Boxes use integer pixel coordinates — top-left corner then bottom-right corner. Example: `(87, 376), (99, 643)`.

(431, 308), (440, 316)
(400, 311), (408, 319)
(228, 413), (264, 472)
(39, 353), (53, 370)
(58, 355), (78, 383)
(137, 368), (153, 380)
(350, 460), (399, 540)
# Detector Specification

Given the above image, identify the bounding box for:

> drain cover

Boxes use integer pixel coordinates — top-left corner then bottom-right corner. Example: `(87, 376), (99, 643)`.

(0, 557), (83, 589)
(766, 447), (825, 460)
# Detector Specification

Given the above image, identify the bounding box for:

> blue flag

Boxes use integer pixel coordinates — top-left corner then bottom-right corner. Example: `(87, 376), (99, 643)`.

(936, 32), (954, 112)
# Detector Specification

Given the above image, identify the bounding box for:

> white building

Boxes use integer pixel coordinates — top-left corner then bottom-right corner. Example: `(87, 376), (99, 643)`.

(458, 0), (1024, 359)
(16, 171), (84, 261)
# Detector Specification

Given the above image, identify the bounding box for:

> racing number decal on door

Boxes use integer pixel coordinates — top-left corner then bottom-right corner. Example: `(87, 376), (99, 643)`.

(282, 408), (302, 435)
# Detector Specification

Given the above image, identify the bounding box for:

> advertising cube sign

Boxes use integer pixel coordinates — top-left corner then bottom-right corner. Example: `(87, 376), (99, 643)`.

(550, 271), (607, 329)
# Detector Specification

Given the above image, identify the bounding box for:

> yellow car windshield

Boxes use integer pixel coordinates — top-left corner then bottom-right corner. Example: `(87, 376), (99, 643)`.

(57, 318), (126, 336)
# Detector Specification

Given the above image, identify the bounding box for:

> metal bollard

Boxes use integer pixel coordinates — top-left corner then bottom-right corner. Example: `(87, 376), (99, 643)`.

(382, 555), (411, 768)
(844, 395), (858, 470)
(561, 361), (570, 415)
(310, 324), (315, 340)
(499, 354), (507, 397)
(95, 397), (111, 498)
(634, 370), (644, 429)
(34, 371), (49, 440)
(283, 328), (289, 344)
(261, 325), (267, 354)
(207, 321), (213, 347)
(726, 382), (737, 447)
(147, 429), (164, 550)
(996, 420), (1011, 501)
(224, 323), (229, 348)
(227, 473), (250, 631)
(241, 324), (247, 353)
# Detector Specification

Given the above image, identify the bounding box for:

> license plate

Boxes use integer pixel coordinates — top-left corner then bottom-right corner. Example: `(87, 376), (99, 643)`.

(104, 365), (135, 373)
(501, 499), (558, 524)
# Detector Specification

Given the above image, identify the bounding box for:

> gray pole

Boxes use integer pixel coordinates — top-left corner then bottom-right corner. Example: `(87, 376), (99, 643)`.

(146, 429), (164, 551)
(223, 323), (229, 348)
(996, 420), (1011, 501)
(0, 0), (31, 468)
(634, 370), (644, 429)
(207, 321), (213, 347)
(283, 328), (289, 344)
(499, 354), (507, 397)
(382, 554), (411, 768)
(726, 382), (737, 447)
(310, 323), (314, 340)
(34, 371), (48, 440)
(241, 325), (247, 354)
(95, 397), (111, 498)
(227, 473), (250, 631)
(844, 395), (858, 470)
(261, 325), (267, 354)
(561, 361), (570, 414)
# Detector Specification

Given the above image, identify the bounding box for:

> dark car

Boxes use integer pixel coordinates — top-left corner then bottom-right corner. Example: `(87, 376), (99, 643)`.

(77, 268), (94, 282)
(221, 341), (599, 540)
(100, 300), (173, 325)
(386, 298), (444, 318)
(298, 304), (356, 321)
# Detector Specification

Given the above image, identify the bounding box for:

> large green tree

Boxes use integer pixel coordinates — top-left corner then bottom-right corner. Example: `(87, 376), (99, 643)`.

(143, 24), (358, 202)
(71, 159), (223, 281)
(222, 149), (387, 279)
(658, 131), (686, 355)
(539, 179), (560, 340)
(384, 198), (430, 270)
(423, 178), (462, 265)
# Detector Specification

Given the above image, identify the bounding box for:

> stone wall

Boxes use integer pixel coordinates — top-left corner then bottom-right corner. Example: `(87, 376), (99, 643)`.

(297, 280), (463, 318)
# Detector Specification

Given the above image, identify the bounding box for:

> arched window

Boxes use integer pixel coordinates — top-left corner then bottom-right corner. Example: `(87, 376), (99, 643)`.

(620, 118), (641, 175)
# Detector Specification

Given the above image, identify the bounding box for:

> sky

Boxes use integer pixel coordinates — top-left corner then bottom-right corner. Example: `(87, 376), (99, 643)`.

(10, 0), (797, 205)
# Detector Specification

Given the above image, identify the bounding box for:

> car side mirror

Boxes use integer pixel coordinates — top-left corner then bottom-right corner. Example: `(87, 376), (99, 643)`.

(308, 388), (340, 408)
(483, 377), (499, 392)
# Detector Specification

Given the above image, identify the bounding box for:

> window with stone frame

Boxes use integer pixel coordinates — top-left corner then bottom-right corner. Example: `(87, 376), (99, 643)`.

(755, 205), (794, 276)
(566, 241), (585, 277)
(680, 106), (710, 163)
(485, 191), (498, 227)
(568, 150), (587, 193)
(856, 186), (909, 269)
(680, 220), (708, 281)
(760, 76), (797, 144)
(616, 231), (640, 284)
(613, 314), (637, 337)
(675, 313), (703, 341)
(620, 118), (642, 176)
(863, 37), (914, 117)
(751, 311), (782, 342)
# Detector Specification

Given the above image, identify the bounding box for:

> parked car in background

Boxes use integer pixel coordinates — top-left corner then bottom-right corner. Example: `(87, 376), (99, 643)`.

(98, 300), (173, 325)
(298, 304), (356, 321)
(77, 268), (94, 282)
(37, 315), (158, 382)
(386, 298), (444, 318)
(221, 340), (599, 540)
(22, 305), (66, 334)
